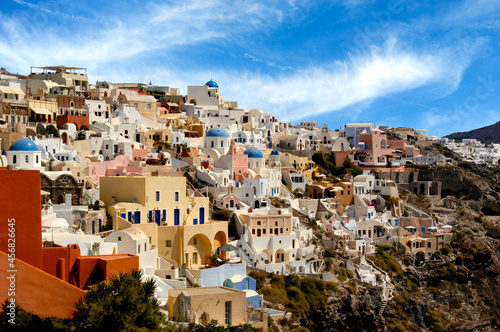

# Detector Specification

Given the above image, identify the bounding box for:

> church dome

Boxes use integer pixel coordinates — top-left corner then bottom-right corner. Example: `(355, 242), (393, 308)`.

(244, 147), (263, 158)
(9, 138), (39, 152)
(206, 127), (229, 137)
(205, 80), (219, 88)
(270, 149), (280, 156)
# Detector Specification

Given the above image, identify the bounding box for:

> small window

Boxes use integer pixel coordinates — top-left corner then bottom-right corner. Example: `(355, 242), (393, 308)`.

(25, 155), (29, 163)
(193, 252), (198, 264)
(144, 243), (147, 251)
(166, 240), (172, 247)
(155, 190), (160, 202)
(174, 191), (180, 203)
(138, 245), (140, 253)
(193, 237), (197, 245)
(118, 236), (122, 241)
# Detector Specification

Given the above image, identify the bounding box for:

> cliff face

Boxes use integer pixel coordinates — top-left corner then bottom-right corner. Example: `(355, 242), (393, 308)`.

(444, 121), (500, 145)
(265, 162), (500, 331)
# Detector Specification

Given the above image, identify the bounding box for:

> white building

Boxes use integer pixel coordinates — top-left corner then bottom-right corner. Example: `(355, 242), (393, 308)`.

(105, 227), (159, 272)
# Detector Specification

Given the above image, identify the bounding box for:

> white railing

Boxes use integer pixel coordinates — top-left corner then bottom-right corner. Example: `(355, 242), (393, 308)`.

(185, 269), (197, 286)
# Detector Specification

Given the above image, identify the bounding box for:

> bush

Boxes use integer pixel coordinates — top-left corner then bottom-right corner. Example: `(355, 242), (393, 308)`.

(429, 310), (450, 332)
(212, 209), (231, 221)
(450, 297), (462, 309)
(324, 258), (333, 272)
(261, 286), (288, 304)
(346, 281), (357, 295)
(440, 246), (450, 255)
(271, 274), (285, 288)
(325, 282), (340, 293)
(324, 248), (336, 258)
(286, 286), (310, 316)
(299, 277), (327, 313)
(249, 271), (266, 291)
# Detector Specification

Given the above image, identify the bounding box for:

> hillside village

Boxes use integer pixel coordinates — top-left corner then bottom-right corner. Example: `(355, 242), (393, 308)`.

(1, 66), (499, 331)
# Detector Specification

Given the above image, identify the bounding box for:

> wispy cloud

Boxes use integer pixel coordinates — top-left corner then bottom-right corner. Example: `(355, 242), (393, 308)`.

(0, 0), (490, 134)
(0, 0), (307, 72)
(218, 39), (469, 122)
(243, 53), (292, 70)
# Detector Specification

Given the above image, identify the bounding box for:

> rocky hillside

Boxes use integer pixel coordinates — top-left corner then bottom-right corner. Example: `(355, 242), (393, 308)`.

(444, 121), (500, 145)
(260, 162), (500, 331)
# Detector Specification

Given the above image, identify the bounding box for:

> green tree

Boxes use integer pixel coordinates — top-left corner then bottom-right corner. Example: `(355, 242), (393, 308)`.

(75, 270), (165, 331)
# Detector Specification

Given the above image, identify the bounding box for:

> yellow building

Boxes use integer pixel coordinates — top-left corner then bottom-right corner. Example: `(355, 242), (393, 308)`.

(117, 90), (157, 120)
(277, 152), (317, 179)
(100, 174), (228, 268)
(28, 98), (57, 124)
(167, 287), (248, 327)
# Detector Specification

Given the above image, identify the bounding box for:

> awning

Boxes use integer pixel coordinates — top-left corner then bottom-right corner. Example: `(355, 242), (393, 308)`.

(167, 102), (179, 107)
(0, 86), (25, 96)
(31, 107), (52, 115)
(9, 87), (25, 96)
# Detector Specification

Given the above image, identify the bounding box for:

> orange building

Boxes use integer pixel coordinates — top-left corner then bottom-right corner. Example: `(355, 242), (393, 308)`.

(0, 168), (139, 318)
(0, 252), (85, 319)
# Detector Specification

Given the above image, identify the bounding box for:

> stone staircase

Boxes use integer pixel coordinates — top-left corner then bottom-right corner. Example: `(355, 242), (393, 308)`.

(366, 258), (395, 316)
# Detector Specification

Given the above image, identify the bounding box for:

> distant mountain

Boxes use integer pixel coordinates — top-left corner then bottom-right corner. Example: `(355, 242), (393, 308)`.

(444, 121), (500, 145)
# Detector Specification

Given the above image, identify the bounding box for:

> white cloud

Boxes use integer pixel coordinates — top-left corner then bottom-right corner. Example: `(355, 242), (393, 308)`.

(0, 0), (304, 72)
(216, 39), (469, 122)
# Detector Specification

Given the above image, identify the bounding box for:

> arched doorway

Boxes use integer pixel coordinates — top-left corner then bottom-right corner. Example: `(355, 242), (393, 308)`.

(213, 231), (227, 259)
(185, 234), (212, 267)
(262, 249), (270, 263)
(254, 200), (260, 208)
(275, 249), (285, 263)
(61, 132), (68, 144)
(57, 195), (64, 204)
(416, 251), (425, 263)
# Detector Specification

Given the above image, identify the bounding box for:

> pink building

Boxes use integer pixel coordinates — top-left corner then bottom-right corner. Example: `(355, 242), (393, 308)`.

(357, 129), (392, 165)
(214, 140), (248, 182)
(88, 154), (173, 181)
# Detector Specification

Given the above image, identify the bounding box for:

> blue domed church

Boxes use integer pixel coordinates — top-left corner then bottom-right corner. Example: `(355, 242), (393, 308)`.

(7, 137), (44, 170)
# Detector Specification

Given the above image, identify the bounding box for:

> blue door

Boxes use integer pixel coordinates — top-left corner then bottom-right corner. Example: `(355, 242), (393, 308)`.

(134, 211), (141, 224)
(155, 210), (161, 226)
(199, 207), (205, 224)
(174, 208), (180, 226)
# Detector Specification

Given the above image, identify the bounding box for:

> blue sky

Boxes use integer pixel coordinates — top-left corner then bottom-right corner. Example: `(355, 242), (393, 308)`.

(1, 0), (499, 137)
